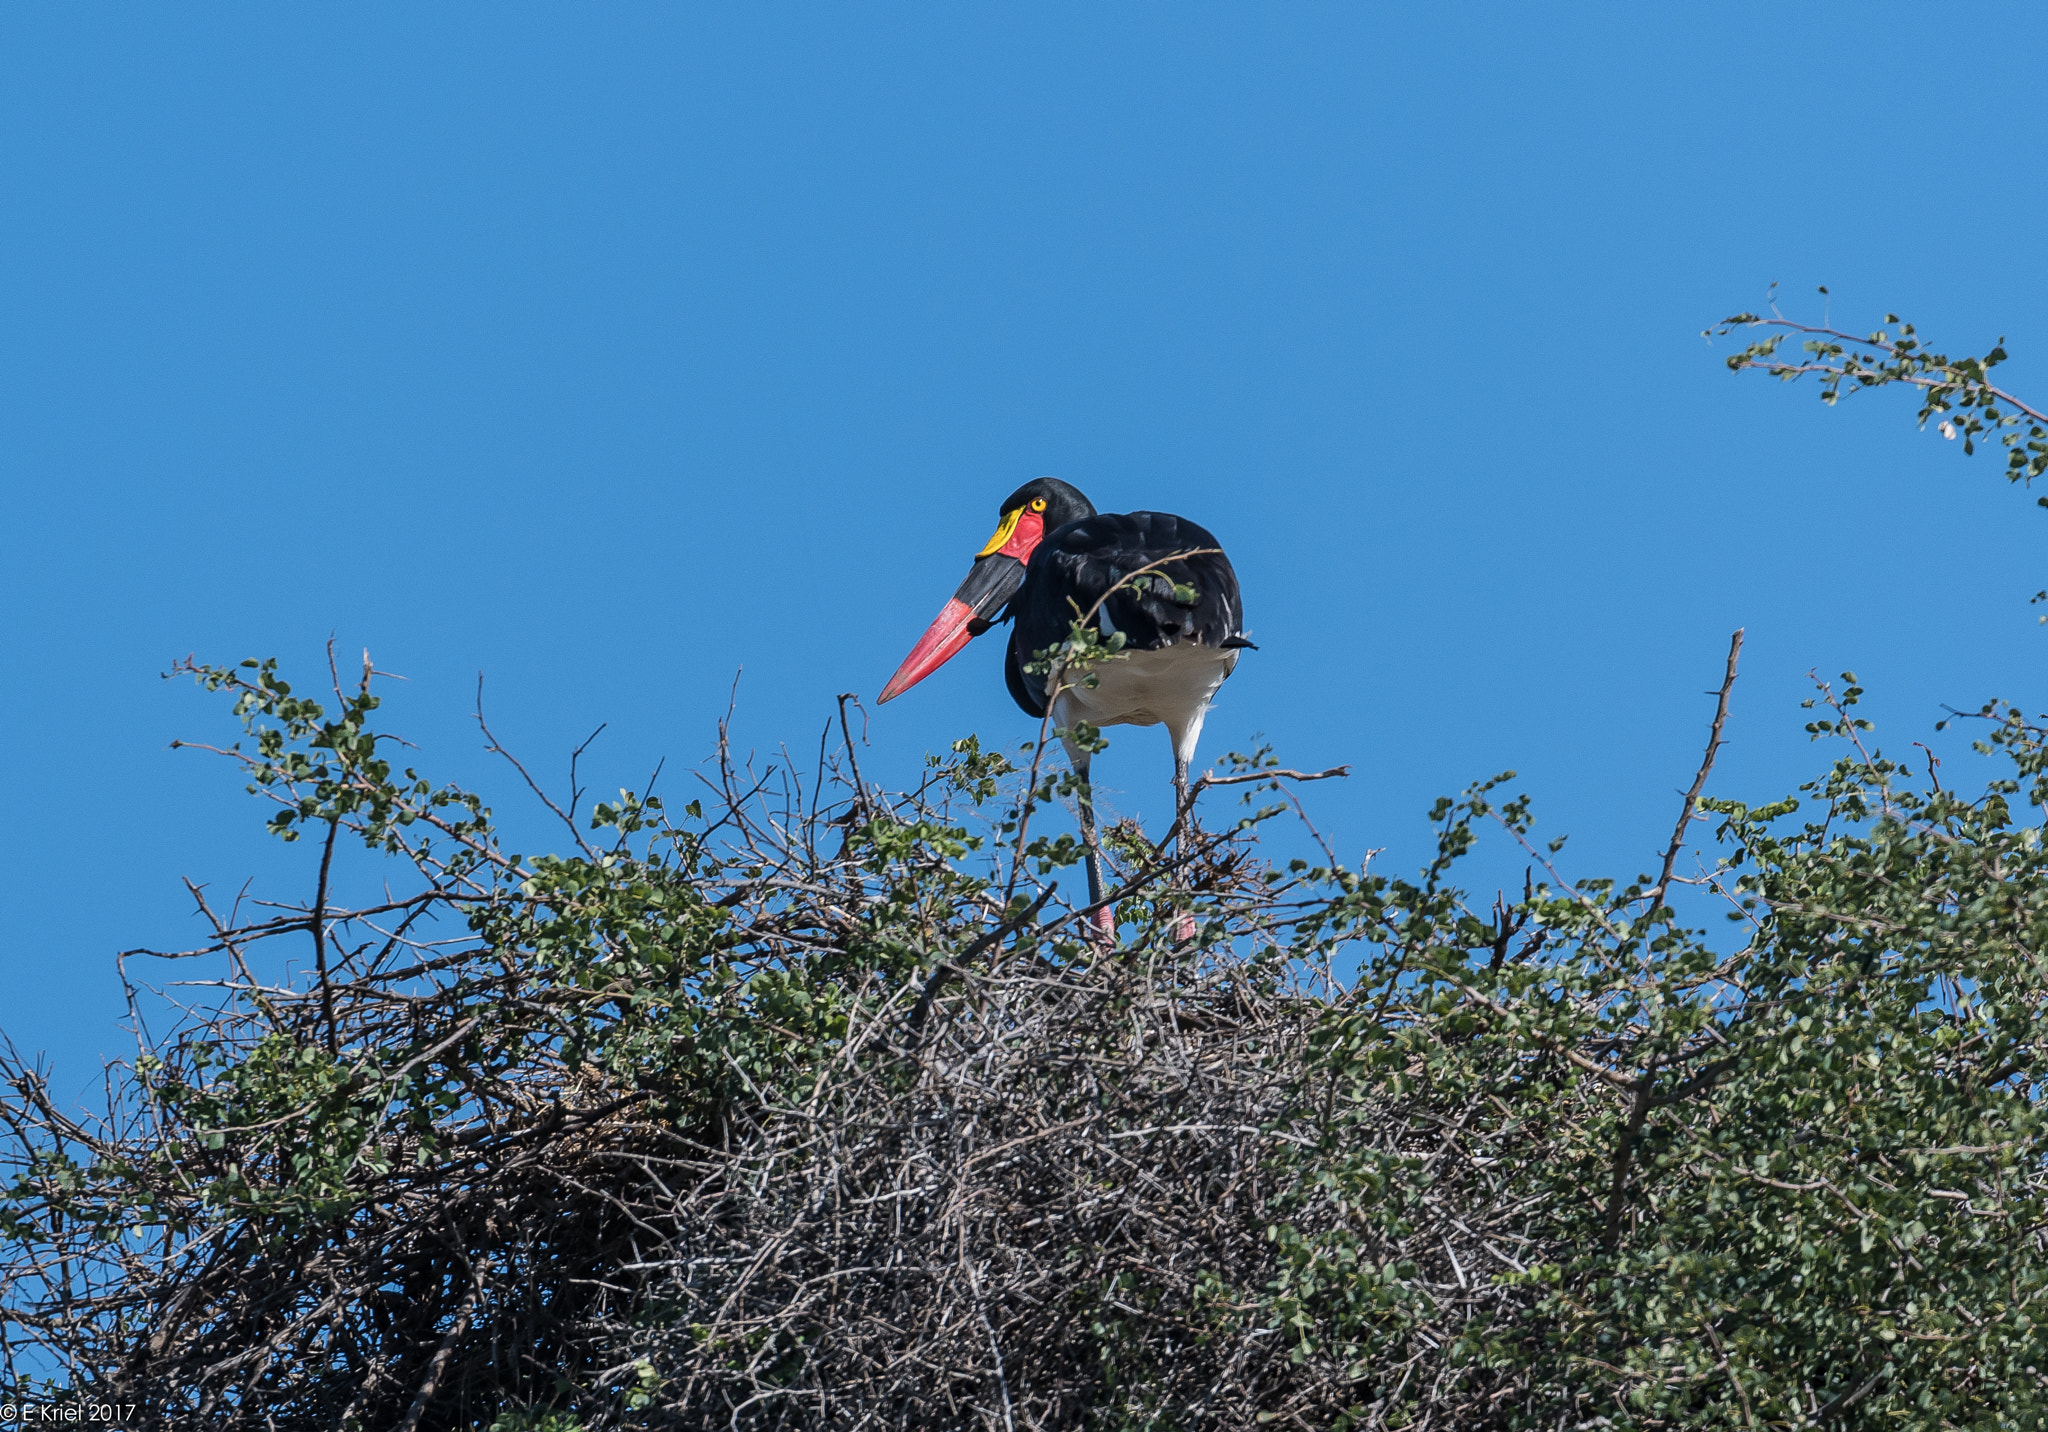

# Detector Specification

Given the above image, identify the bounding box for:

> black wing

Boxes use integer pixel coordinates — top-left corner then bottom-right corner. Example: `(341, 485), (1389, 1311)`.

(1003, 510), (1245, 717)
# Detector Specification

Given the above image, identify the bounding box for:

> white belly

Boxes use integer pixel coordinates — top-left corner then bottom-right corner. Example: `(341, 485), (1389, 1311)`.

(1052, 643), (1238, 768)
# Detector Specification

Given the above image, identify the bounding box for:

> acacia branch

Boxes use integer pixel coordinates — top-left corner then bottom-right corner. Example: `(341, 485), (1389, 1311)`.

(1651, 628), (1742, 905)
(1152, 765), (1350, 862)
(312, 817), (341, 1056)
(1720, 315), (2048, 427)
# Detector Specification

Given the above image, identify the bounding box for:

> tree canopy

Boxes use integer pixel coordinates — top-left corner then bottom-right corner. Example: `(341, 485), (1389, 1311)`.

(3, 300), (2046, 1430)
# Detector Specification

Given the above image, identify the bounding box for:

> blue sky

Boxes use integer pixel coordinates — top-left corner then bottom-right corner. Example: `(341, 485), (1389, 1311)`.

(6, 4), (2048, 1092)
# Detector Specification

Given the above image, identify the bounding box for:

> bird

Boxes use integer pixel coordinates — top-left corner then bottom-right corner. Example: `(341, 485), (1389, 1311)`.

(877, 477), (1252, 938)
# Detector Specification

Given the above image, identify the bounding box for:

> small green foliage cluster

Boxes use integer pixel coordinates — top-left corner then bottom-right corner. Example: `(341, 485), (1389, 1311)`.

(1713, 288), (2048, 487)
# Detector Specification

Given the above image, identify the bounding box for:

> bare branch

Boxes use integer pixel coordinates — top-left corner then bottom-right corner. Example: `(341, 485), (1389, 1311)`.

(1651, 628), (1743, 905)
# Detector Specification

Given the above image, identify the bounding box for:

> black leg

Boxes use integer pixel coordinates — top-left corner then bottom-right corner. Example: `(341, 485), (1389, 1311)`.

(1073, 750), (1113, 944)
(1171, 752), (1196, 944)
(1173, 753), (1191, 851)
(1075, 752), (1102, 905)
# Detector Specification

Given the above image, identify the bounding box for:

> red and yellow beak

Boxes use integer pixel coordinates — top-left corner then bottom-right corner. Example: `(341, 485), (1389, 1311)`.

(878, 506), (1046, 703)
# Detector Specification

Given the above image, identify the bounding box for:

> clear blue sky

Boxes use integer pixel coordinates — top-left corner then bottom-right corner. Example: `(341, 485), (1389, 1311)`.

(7, 5), (2047, 1092)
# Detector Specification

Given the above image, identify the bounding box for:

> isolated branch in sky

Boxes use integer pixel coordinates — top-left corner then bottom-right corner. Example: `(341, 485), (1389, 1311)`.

(1714, 285), (2048, 485)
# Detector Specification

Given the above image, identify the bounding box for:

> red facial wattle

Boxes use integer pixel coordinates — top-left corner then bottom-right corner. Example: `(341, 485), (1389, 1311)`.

(986, 508), (1044, 562)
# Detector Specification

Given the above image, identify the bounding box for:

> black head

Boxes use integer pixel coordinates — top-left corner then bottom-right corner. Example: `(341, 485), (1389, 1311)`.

(877, 477), (1097, 704)
(994, 477), (1095, 534)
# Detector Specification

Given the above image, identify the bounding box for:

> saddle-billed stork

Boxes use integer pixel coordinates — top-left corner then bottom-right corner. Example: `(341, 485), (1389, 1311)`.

(877, 478), (1252, 935)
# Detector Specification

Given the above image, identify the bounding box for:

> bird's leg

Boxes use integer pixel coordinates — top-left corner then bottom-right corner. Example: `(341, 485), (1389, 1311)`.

(1170, 751), (1196, 945)
(1174, 751), (1191, 850)
(1073, 750), (1115, 946)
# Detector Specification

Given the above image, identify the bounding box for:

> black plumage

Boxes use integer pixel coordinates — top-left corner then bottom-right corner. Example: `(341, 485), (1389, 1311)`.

(878, 476), (1253, 942)
(1004, 510), (1246, 718)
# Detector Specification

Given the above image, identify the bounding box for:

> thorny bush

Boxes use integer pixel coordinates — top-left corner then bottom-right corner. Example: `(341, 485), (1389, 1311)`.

(0, 643), (2042, 1432)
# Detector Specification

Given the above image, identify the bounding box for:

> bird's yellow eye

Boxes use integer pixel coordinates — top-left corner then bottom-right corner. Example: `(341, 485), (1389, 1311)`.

(1030, 497), (1047, 512)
